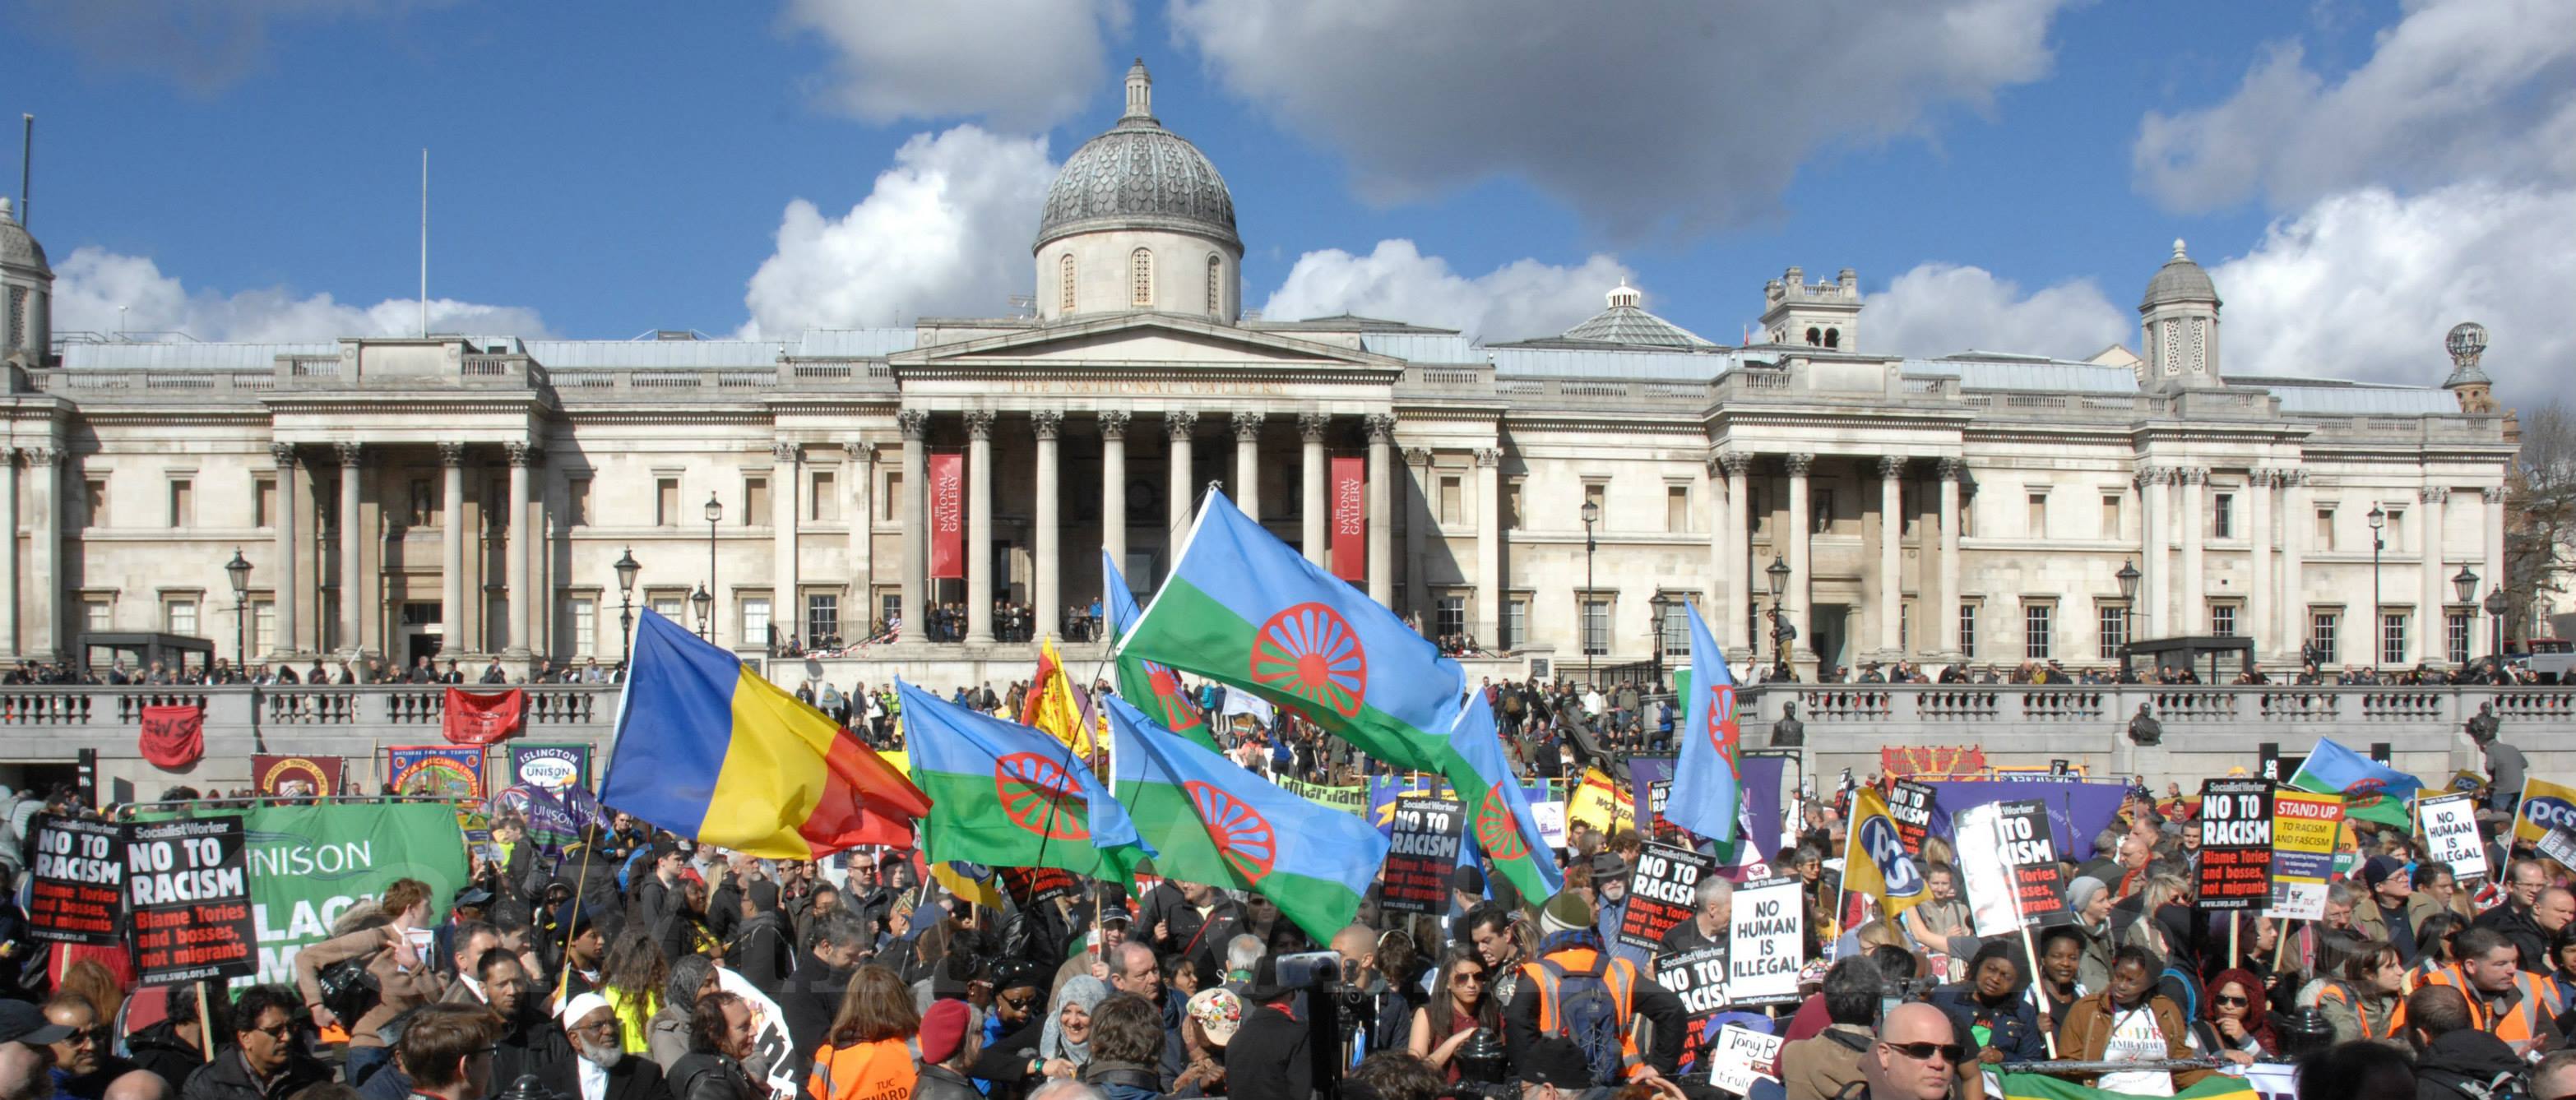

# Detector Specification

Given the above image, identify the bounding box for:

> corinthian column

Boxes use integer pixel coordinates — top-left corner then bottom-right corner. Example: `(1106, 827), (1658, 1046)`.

(1785, 454), (1813, 663)
(1100, 411), (1129, 573)
(1721, 452), (1752, 654)
(897, 410), (929, 644)
(1475, 448), (1501, 646)
(1032, 410), (1062, 641)
(439, 442), (466, 658)
(337, 442), (364, 655)
(1878, 455), (1904, 657)
(1232, 410), (1263, 520)
(965, 409), (996, 645)
(2180, 466), (2207, 634)
(772, 441), (801, 652)
(2418, 485), (2448, 664)
(0, 451), (17, 659)
(1938, 459), (1963, 657)
(1300, 413), (1328, 566)
(506, 441), (535, 657)
(271, 443), (300, 657)
(2249, 470), (2274, 659)
(1167, 411), (1198, 542)
(1365, 414), (1396, 607)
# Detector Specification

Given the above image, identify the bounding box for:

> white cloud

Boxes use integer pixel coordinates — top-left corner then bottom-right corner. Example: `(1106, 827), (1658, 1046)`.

(1170, 0), (2071, 238)
(2134, 0), (2576, 212)
(2209, 183), (2576, 402)
(1258, 239), (1624, 341)
(740, 125), (1058, 335)
(780, 0), (1131, 130)
(1861, 263), (2129, 360)
(16, 0), (447, 92)
(52, 247), (549, 342)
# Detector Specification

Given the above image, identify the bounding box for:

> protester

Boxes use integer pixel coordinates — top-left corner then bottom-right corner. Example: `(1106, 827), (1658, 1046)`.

(294, 880), (450, 1087)
(178, 986), (330, 1100)
(2056, 947), (2209, 1092)
(669, 993), (760, 1100)
(559, 993), (670, 1100)
(808, 966), (920, 1100)
(1409, 948), (1500, 1081)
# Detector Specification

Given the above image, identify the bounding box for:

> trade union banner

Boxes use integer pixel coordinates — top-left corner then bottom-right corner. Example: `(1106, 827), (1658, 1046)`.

(505, 742), (592, 792)
(388, 746), (486, 800)
(929, 452), (965, 580)
(1330, 455), (1364, 581)
(253, 755), (344, 797)
(138, 705), (206, 770)
(442, 688), (526, 745)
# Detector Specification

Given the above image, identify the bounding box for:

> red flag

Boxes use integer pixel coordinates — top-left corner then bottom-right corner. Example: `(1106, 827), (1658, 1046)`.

(929, 452), (964, 580)
(799, 726), (931, 852)
(139, 705), (204, 770)
(1330, 455), (1364, 581)
(443, 688), (526, 745)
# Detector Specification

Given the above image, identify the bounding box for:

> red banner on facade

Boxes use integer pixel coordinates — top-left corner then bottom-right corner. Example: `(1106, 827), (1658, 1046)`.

(139, 705), (205, 770)
(443, 688), (526, 745)
(929, 451), (965, 580)
(1330, 455), (1364, 581)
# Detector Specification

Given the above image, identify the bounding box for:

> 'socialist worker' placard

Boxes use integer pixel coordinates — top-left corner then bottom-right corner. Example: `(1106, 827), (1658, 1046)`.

(1619, 841), (1717, 950)
(1381, 797), (1466, 915)
(26, 815), (124, 946)
(1887, 780), (1935, 857)
(1994, 800), (2068, 925)
(127, 816), (257, 984)
(2197, 779), (2275, 911)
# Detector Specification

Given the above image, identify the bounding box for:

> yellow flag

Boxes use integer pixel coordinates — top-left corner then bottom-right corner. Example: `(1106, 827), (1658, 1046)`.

(1842, 786), (1927, 919)
(1567, 767), (1636, 835)
(1027, 636), (1096, 758)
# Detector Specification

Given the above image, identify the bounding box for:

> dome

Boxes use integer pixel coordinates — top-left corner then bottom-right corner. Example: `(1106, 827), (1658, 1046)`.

(1034, 62), (1239, 252)
(0, 199), (46, 275)
(1559, 280), (1715, 348)
(2139, 238), (2216, 311)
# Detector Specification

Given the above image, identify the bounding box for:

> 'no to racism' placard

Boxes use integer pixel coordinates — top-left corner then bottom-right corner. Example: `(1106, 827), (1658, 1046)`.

(25, 815), (124, 945)
(1619, 842), (1717, 950)
(127, 816), (256, 984)
(1382, 797), (1466, 914)
(2198, 779), (2275, 911)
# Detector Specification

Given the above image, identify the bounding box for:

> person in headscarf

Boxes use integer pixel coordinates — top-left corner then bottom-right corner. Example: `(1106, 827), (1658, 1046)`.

(1038, 976), (1110, 1075)
(649, 955), (721, 1070)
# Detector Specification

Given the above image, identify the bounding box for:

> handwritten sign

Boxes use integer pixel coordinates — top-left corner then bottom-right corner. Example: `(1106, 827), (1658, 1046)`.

(1707, 1024), (1785, 1095)
(1619, 842), (1717, 950)
(2197, 779), (2275, 911)
(1382, 797), (1465, 914)
(1727, 879), (1804, 1005)
(127, 816), (256, 984)
(26, 815), (123, 945)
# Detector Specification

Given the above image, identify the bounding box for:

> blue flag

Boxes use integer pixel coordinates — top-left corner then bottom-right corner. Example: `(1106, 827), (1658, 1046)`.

(1441, 692), (1564, 902)
(897, 680), (1151, 881)
(1668, 603), (1742, 845)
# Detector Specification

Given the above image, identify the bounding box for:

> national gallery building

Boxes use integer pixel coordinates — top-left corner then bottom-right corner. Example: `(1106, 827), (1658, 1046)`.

(0, 64), (2518, 682)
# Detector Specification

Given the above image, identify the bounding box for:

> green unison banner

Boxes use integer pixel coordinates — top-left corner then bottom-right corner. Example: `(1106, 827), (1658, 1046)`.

(144, 802), (471, 985)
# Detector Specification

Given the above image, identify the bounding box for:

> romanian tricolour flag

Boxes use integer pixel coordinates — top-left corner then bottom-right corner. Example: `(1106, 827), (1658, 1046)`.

(2289, 737), (2423, 829)
(1667, 603), (1741, 847)
(601, 610), (927, 859)
(1104, 695), (1386, 941)
(1998, 1071), (2255, 1100)
(1116, 492), (1464, 773)
(1440, 692), (1562, 902)
(1024, 637), (1097, 760)
(897, 680), (1150, 885)
(1104, 552), (1219, 751)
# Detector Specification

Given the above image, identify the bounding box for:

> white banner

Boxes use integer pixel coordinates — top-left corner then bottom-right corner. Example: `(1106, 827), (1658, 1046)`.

(1953, 803), (2021, 937)
(1726, 879), (1804, 1004)
(1708, 1024), (1784, 1094)
(2416, 793), (2485, 884)
(716, 963), (801, 1100)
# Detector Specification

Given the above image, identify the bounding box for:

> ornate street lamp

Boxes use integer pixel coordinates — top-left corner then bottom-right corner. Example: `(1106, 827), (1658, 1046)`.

(614, 546), (642, 666)
(225, 548), (253, 663)
(2366, 505), (2386, 672)
(2452, 564), (2478, 605)
(1580, 499), (1600, 688)
(2484, 586), (2510, 664)
(2116, 560), (2140, 603)
(690, 583), (714, 640)
(1766, 554), (1793, 681)
(1648, 591), (1671, 691)
(704, 493), (724, 644)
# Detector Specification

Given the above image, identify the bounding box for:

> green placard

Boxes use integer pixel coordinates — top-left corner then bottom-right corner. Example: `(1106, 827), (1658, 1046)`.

(141, 801), (471, 986)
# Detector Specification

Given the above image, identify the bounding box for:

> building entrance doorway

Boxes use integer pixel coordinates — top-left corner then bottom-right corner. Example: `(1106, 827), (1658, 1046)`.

(1809, 604), (1848, 674)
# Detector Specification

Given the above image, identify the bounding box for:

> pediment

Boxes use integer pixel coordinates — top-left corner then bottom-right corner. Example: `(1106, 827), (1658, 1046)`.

(892, 313), (1403, 372)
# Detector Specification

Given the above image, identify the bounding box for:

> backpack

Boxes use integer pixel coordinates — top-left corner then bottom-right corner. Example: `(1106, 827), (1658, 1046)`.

(1537, 954), (1629, 1087)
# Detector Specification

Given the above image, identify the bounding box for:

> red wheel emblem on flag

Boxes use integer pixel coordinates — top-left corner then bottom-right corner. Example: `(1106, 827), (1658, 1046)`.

(1184, 781), (1276, 882)
(994, 752), (1091, 840)
(1475, 783), (1530, 862)
(1249, 602), (1367, 719)
(1149, 663), (1202, 730)
(1705, 685), (1738, 755)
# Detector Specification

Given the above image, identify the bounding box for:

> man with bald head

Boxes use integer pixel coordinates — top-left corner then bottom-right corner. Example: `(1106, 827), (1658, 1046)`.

(1862, 1004), (1963, 1100)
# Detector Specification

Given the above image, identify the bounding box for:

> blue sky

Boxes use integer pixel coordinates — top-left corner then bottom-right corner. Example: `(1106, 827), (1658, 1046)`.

(8, 0), (2570, 401)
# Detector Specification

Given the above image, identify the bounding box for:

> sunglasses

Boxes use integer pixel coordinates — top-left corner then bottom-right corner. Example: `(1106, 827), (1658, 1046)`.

(1454, 973), (1486, 985)
(2213, 995), (2249, 1007)
(249, 1022), (297, 1040)
(1881, 1042), (1965, 1065)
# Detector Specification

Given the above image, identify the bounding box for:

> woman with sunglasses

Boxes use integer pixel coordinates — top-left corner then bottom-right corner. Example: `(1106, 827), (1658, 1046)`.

(2057, 946), (2211, 1094)
(2191, 968), (2277, 1065)
(1408, 949), (1500, 1082)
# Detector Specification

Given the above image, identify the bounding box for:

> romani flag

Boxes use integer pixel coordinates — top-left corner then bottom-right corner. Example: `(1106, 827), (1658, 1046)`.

(1102, 551), (1219, 751)
(1667, 603), (1742, 846)
(1114, 492), (1463, 773)
(1997, 1071), (2254, 1100)
(1105, 695), (1385, 941)
(1441, 692), (1562, 902)
(2288, 737), (2422, 829)
(897, 680), (1150, 885)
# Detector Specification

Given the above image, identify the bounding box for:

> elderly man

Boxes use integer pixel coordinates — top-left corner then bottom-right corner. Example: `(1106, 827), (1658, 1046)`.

(2472, 860), (2553, 973)
(1659, 878), (1732, 956)
(560, 993), (669, 1100)
(1860, 1005), (1964, 1100)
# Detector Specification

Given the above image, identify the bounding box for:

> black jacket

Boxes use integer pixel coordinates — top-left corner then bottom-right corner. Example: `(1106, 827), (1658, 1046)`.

(2415, 1029), (2527, 1100)
(179, 1047), (332, 1100)
(1225, 1004), (1312, 1100)
(966, 1013), (1048, 1088)
(668, 1053), (758, 1100)
(727, 913), (798, 991)
(601, 1055), (676, 1100)
(495, 1011), (579, 1100)
(915, 1064), (982, 1100)
(2472, 902), (2551, 973)
(777, 956), (855, 1077)
(125, 1019), (206, 1096)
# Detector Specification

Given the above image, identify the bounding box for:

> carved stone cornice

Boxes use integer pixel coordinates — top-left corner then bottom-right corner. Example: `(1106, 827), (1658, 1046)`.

(1031, 409), (1063, 441)
(1299, 412), (1330, 443)
(897, 409), (930, 441)
(437, 442), (465, 468)
(962, 409), (996, 441)
(1097, 409), (1129, 439)
(1231, 409), (1263, 442)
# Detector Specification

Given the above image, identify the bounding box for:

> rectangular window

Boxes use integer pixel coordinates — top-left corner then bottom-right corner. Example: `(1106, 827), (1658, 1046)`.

(251, 599), (276, 655)
(408, 478), (434, 527)
(745, 477), (771, 527)
(485, 477), (508, 531)
(2024, 602), (2053, 661)
(2026, 492), (2046, 538)
(2316, 507), (2336, 550)
(2101, 494), (2121, 540)
(1582, 597), (1610, 656)
(1439, 476), (1463, 526)
(2383, 508), (2405, 551)
(807, 594), (841, 644)
(1505, 597), (1529, 650)
(1582, 482), (1605, 520)
(570, 598), (597, 659)
(1666, 486), (1689, 534)
(1899, 602), (1912, 653)
(255, 478), (276, 529)
(742, 596), (772, 645)
(1959, 603), (1978, 659)
(2381, 612), (2407, 667)
(2310, 611), (2341, 665)
(1660, 599), (1689, 656)
(2211, 603), (2238, 637)
(84, 479), (106, 529)
(882, 471), (903, 523)
(83, 599), (111, 634)
(2097, 603), (2129, 659)
(168, 478), (192, 528)
(656, 478), (679, 526)
(1436, 594), (1466, 638)
(811, 470), (839, 521)
(165, 599), (199, 637)
(1814, 488), (1835, 534)
(650, 594), (683, 621)
(1749, 487), (1767, 534)
(2447, 611), (2472, 666)
(1506, 479), (1524, 531)
(2213, 492), (2235, 539)
(567, 478), (591, 527)
(880, 592), (902, 635)
(1959, 495), (1976, 538)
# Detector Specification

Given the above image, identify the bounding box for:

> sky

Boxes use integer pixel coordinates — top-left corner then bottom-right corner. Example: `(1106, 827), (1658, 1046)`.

(6, 0), (2572, 404)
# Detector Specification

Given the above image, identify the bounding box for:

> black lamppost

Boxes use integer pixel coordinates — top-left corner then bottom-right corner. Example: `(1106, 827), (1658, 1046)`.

(225, 548), (253, 663)
(1648, 591), (1670, 691)
(704, 492), (724, 643)
(614, 546), (641, 667)
(690, 583), (714, 641)
(2115, 560), (2140, 663)
(2485, 586), (2510, 664)
(2451, 564), (2479, 668)
(1581, 498), (1600, 688)
(1765, 554), (1793, 681)
(2367, 505), (2386, 672)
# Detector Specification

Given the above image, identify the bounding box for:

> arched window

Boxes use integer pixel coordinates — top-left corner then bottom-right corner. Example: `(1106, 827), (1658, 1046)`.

(1206, 255), (1223, 317)
(1058, 255), (1077, 312)
(1823, 328), (1840, 349)
(1805, 326), (1821, 346)
(1131, 248), (1154, 307)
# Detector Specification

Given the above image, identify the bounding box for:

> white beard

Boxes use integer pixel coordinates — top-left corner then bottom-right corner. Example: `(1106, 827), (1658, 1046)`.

(576, 1039), (622, 1070)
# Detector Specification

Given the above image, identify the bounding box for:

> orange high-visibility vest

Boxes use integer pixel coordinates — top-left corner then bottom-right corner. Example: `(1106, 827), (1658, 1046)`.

(1520, 947), (1645, 1079)
(807, 1037), (916, 1100)
(2413, 966), (2562, 1047)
